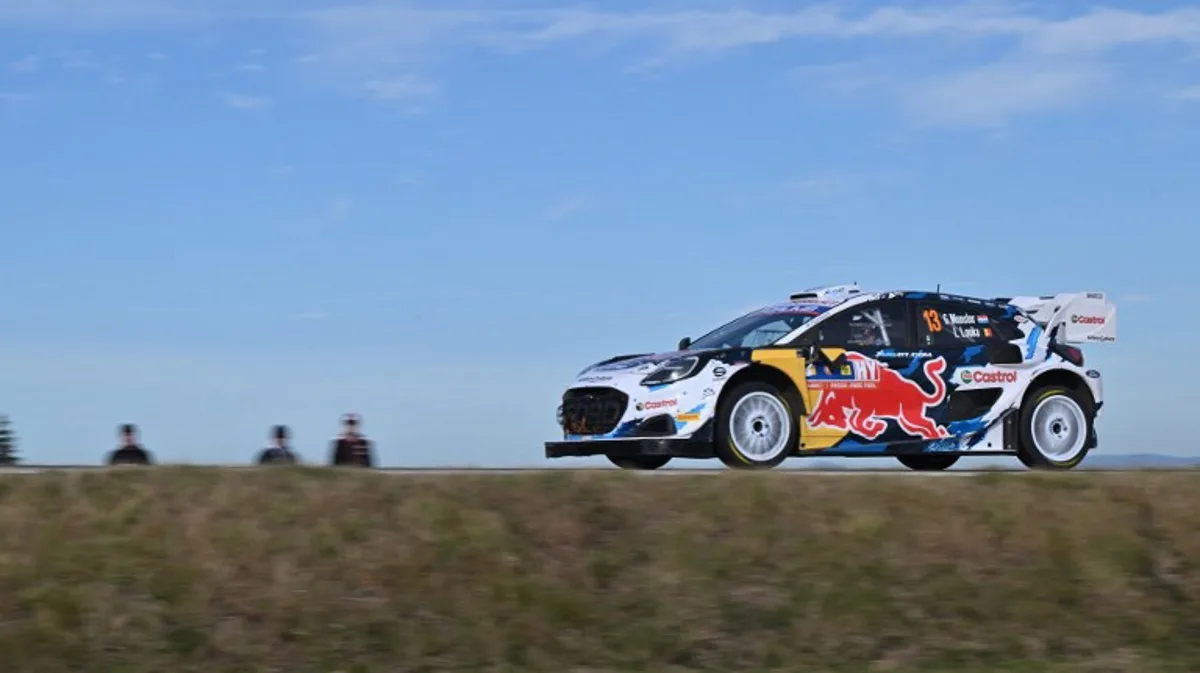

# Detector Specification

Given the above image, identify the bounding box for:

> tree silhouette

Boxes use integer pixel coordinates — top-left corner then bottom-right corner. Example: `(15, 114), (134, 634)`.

(0, 415), (19, 465)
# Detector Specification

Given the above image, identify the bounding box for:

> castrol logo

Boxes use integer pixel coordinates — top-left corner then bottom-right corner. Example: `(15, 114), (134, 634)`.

(960, 369), (1018, 384)
(643, 399), (677, 410)
(1070, 314), (1105, 325)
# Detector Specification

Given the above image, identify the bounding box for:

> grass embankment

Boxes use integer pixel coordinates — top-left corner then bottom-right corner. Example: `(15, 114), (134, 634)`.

(1, 468), (1199, 672)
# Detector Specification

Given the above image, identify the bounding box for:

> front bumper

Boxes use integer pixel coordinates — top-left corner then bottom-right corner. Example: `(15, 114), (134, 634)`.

(545, 420), (716, 459)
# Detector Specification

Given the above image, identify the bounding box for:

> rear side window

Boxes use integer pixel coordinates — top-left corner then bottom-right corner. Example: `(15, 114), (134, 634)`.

(917, 301), (997, 346)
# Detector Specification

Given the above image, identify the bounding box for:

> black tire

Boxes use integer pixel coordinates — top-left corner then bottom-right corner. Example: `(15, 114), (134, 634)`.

(607, 455), (671, 470)
(896, 453), (960, 471)
(714, 381), (798, 469)
(1017, 384), (1093, 470)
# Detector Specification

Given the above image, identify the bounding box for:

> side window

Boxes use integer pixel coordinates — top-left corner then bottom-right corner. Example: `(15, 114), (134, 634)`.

(814, 301), (909, 349)
(985, 310), (1023, 343)
(918, 301), (998, 346)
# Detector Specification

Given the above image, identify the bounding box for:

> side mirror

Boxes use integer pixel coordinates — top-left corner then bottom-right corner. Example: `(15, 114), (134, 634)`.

(678, 336), (691, 350)
(797, 343), (817, 362)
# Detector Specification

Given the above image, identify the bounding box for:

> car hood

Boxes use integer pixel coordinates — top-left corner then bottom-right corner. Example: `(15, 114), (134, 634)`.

(573, 348), (732, 383)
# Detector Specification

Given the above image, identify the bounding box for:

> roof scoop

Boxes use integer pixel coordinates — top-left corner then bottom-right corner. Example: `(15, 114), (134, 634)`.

(790, 283), (861, 302)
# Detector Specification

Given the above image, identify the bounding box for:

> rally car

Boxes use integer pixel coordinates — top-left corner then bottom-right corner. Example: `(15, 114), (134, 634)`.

(545, 284), (1117, 470)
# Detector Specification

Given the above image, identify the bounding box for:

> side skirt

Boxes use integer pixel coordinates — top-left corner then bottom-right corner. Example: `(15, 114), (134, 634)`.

(790, 410), (1020, 458)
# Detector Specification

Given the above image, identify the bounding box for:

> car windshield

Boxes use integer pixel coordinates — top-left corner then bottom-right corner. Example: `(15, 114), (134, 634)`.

(687, 304), (829, 350)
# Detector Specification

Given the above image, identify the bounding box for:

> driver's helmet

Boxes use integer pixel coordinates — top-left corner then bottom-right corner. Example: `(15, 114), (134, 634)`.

(848, 316), (880, 345)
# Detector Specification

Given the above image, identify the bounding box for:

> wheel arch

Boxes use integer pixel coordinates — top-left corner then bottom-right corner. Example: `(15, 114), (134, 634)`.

(1022, 367), (1095, 413)
(717, 363), (808, 418)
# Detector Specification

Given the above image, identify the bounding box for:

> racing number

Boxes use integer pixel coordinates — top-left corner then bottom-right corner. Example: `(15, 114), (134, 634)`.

(922, 309), (943, 333)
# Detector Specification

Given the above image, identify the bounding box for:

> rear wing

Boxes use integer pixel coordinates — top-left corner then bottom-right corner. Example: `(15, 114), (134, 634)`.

(996, 291), (1116, 344)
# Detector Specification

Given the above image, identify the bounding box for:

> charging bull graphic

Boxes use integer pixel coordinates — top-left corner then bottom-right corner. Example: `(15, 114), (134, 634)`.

(807, 352), (950, 440)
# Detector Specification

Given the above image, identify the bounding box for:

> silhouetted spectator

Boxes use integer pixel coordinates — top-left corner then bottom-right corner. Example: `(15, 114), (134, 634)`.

(330, 413), (374, 467)
(108, 423), (153, 465)
(257, 425), (298, 465)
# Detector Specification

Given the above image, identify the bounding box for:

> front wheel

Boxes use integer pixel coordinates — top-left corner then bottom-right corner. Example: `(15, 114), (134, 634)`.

(1017, 385), (1093, 470)
(896, 454), (960, 471)
(715, 381), (798, 469)
(607, 455), (671, 470)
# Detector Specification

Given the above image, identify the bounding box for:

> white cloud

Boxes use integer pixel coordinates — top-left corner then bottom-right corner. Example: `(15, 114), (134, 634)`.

(3, 2), (1200, 125)
(286, 3), (1200, 125)
(362, 74), (438, 100)
(900, 58), (1114, 127)
(1022, 8), (1200, 54)
(360, 75), (440, 112)
(220, 92), (271, 110)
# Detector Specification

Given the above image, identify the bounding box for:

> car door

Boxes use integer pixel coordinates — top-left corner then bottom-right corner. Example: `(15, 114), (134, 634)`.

(913, 297), (1024, 436)
(792, 298), (946, 450)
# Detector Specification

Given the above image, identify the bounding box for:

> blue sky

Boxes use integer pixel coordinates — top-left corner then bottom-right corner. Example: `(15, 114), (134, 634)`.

(1, 0), (1196, 466)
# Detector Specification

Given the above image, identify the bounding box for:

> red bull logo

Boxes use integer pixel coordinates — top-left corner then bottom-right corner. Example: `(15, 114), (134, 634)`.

(807, 352), (950, 440)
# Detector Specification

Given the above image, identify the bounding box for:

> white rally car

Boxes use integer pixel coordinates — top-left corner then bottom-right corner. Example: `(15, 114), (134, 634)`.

(545, 284), (1117, 470)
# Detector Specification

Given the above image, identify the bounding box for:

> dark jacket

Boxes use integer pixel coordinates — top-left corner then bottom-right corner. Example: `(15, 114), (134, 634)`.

(257, 446), (298, 465)
(108, 444), (152, 465)
(330, 435), (373, 467)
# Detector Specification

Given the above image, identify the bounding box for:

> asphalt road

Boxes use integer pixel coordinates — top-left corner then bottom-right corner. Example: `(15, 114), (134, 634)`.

(0, 465), (1181, 475)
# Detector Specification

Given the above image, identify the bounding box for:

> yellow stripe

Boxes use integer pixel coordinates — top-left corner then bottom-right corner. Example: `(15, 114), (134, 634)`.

(748, 348), (848, 451)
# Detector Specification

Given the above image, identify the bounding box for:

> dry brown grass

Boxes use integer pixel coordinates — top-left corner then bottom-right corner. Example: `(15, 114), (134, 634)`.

(0, 467), (1198, 672)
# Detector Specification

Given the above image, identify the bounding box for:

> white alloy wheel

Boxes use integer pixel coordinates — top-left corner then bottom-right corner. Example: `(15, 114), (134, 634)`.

(728, 390), (791, 463)
(1029, 394), (1087, 464)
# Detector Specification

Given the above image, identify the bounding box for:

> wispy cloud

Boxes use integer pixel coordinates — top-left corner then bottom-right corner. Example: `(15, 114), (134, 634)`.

(236, 63), (266, 72)
(4, 3), (1200, 125)
(362, 75), (438, 99)
(900, 57), (1114, 127)
(220, 92), (271, 110)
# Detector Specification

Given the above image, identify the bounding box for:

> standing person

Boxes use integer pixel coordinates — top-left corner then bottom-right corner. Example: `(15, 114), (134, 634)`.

(257, 425), (298, 465)
(330, 413), (374, 467)
(108, 423), (153, 465)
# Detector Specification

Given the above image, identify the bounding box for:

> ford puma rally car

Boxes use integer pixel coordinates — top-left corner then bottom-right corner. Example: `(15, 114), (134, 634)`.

(545, 284), (1117, 470)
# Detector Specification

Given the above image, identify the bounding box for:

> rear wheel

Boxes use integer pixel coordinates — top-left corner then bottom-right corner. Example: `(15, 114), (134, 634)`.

(607, 455), (671, 470)
(1017, 385), (1093, 470)
(715, 381), (798, 469)
(896, 454), (960, 471)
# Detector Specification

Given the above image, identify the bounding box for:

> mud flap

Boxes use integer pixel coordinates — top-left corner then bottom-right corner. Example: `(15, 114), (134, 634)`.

(1002, 410), (1020, 452)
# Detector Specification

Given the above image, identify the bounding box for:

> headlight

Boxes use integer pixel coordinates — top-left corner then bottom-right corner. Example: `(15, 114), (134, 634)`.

(640, 356), (700, 386)
(556, 405), (564, 426)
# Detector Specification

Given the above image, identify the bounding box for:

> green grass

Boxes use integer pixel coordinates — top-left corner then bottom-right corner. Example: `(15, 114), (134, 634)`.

(0, 467), (1198, 672)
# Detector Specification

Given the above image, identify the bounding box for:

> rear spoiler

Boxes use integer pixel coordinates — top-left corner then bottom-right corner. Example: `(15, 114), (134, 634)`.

(994, 292), (1116, 344)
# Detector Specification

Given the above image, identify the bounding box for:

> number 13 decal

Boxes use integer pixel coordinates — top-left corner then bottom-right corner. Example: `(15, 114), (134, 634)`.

(923, 309), (943, 332)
